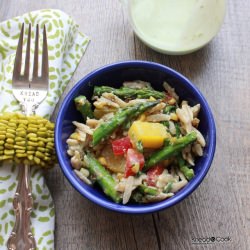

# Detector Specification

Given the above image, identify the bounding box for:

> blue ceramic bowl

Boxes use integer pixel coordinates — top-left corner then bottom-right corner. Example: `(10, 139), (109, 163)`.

(55, 61), (216, 214)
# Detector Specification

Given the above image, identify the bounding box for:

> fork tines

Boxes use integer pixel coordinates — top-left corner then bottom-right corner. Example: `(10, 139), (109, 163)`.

(13, 23), (48, 87)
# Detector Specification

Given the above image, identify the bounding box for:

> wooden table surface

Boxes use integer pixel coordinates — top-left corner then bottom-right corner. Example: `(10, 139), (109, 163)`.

(1, 0), (249, 249)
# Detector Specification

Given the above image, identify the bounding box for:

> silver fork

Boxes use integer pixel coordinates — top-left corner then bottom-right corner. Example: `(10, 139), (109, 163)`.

(7, 23), (49, 250)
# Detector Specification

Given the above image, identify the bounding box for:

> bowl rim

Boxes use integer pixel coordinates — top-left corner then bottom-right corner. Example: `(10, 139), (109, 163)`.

(55, 60), (216, 214)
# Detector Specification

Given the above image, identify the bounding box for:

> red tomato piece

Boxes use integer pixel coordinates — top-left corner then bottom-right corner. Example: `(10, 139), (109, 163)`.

(111, 137), (132, 156)
(125, 149), (145, 177)
(146, 165), (165, 186)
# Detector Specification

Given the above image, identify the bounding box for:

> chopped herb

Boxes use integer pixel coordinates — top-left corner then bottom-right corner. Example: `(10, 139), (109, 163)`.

(164, 182), (173, 193)
(122, 120), (131, 130)
(161, 121), (169, 128)
(175, 123), (181, 138)
(135, 171), (143, 178)
(136, 140), (144, 153)
(131, 191), (143, 203)
(164, 105), (176, 114)
(163, 138), (171, 147)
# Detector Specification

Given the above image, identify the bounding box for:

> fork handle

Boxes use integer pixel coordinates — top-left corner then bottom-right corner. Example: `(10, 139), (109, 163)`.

(21, 103), (37, 116)
(7, 164), (36, 250)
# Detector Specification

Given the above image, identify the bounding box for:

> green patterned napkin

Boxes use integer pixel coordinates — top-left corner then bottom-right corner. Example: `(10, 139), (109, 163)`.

(0, 9), (89, 249)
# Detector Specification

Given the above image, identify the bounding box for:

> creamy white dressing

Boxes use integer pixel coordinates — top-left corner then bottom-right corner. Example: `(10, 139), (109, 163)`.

(129, 0), (226, 54)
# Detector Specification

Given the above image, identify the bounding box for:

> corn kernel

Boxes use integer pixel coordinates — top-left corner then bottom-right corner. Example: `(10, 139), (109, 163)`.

(131, 163), (140, 174)
(138, 114), (146, 121)
(98, 157), (107, 166)
(170, 113), (178, 121)
(0, 135), (5, 140)
(168, 98), (176, 105)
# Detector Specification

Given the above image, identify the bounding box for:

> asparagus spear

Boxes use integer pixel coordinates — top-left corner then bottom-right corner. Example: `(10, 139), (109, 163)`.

(93, 86), (165, 99)
(92, 101), (159, 146)
(74, 96), (94, 121)
(138, 184), (158, 196)
(177, 155), (194, 180)
(131, 185), (158, 203)
(144, 132), (197, 170)
(84, 152), (121, 203)
(180, 166), (194, 180)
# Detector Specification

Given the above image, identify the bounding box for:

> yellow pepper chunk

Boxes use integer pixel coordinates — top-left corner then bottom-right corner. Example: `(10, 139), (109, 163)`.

(128, 121), (168, 149)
